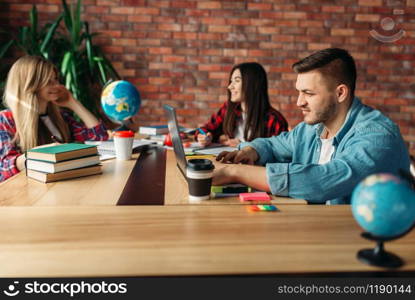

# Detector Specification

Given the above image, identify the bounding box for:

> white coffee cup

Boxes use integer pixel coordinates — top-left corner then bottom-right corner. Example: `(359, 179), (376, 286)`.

(113, 130), (134, 160)
(186, 159), (215, 202)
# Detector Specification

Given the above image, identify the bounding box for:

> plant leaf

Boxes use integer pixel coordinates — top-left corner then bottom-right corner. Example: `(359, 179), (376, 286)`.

(40, 14), (63, 57)
(95, 58), (107, 84)
(0, 40), (14, 59)
(62, 0), (73, 37)
(74, 0), (82, 46)
(101, 55), (121, 80)
(29, 5), (38, 53)
(84, 22), (95, 75)
(18, 27), (29, 53)
(61, 51), (72, 75)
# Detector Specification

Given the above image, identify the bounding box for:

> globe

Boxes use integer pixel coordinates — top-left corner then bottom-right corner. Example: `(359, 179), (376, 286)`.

(351, 173), (415, 238)
(101, 80), (140, 123)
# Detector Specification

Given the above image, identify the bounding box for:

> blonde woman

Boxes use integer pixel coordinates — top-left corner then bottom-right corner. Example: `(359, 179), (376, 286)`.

(0, 55), (108, 182)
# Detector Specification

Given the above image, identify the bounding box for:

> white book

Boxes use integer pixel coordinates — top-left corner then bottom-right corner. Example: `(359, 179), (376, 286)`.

(139, 125), (169, 135)
(27, 155), (100, 173)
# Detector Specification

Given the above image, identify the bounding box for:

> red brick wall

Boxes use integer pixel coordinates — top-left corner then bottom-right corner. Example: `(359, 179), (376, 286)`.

(1, 0), (415, 154)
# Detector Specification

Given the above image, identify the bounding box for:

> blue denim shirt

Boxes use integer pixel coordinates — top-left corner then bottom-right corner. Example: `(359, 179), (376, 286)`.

(239, 98), (410, 204)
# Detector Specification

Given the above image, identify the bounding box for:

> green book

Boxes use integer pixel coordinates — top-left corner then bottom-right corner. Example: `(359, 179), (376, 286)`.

(27, 143), (98, 163)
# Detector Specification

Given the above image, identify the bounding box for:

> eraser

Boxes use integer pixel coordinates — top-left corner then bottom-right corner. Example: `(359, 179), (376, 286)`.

(239, 192), (271, 202)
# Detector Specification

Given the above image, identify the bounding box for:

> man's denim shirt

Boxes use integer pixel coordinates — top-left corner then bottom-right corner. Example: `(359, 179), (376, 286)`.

(239, 97), (410, 204)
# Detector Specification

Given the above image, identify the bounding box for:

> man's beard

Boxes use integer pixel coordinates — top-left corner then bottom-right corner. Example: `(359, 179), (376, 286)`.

(305, 99), (337, 125)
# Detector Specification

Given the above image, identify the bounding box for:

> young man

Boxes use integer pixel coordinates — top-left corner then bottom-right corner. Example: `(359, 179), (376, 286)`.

(213, 48), (410, 204)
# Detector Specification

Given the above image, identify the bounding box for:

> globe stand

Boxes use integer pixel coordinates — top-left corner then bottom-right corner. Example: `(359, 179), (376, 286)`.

(357, 232), (403, 268)
(114, 119), (134, 132)
(357, 223), (415, 268)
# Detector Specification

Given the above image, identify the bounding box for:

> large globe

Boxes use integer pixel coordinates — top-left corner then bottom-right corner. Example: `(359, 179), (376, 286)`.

(351, 173), (415, 238)
(101, 80), (140, 123)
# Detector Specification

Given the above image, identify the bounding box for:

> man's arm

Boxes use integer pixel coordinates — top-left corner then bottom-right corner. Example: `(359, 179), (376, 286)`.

(239, 130), (296, 165)
(212, 164), (270, 192)
(264, 130), (410, 202)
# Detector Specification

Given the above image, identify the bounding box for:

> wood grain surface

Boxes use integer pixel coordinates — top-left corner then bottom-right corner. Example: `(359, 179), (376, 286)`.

(0, 205), (413, 277)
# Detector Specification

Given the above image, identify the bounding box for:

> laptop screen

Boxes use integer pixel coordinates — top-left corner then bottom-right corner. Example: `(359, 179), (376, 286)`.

(163, 104), (187, 177)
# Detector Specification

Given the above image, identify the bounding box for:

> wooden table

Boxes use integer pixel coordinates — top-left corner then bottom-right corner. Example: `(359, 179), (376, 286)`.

(0, 146), (305, 206)
(0, 205), (413, 277)
(0, 146), (414, 277)
(0, 153), (141, 206)
(164, 150), (306, 205)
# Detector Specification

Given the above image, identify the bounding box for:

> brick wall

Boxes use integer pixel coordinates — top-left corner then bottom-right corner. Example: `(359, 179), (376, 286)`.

(1, 0), (415, 154)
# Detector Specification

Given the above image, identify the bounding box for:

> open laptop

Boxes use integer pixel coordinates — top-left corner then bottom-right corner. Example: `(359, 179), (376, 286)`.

(164, 104), (250, 195)
(164, 104), (189, 179)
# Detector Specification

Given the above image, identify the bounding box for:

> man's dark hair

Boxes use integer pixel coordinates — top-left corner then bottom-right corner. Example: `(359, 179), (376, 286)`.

(292, 48), (357, 99)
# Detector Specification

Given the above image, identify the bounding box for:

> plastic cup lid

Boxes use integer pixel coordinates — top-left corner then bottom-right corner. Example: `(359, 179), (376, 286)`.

(114, 130), (134, 138)
(187, 159), (214, 171)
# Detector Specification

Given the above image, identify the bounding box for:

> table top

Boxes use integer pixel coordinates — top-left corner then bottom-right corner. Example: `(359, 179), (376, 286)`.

(0, 146), (305, 206)
(164, 150), (306, 205)
(0, 153), (140, 206)
(0, 204), (413, 277)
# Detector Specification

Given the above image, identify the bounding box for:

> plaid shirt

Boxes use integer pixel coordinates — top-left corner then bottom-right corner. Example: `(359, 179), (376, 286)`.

(0, 109), (108, 182)
(195, 102), (288, 142)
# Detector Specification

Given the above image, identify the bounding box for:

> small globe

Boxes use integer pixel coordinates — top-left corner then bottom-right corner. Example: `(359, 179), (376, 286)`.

(351, 173), (415, 238)
(101, 80), (140, 123)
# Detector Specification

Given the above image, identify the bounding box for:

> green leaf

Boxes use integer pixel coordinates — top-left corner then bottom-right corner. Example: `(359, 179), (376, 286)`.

(101, 55), (121, 80)
(84, 22), (95, 75)
(40, 14), (63, 56)
(29, 5), (38, 51)
(62, 0), (73, 35)
(73, 0), (82, 46)
(95, 58), (107, 84)
(70, 57), (79, 87)
(18, 27), (29, 53)
(65, 69), (72, 89)
(61, 51), (72, 75)
(0, 40), (14, 59)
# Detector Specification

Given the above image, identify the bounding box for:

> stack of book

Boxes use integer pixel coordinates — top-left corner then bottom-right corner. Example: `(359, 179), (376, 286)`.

(139, 125), (196, 145)
(138, 125), (169, 135)
(139, 125), (169, 145)
(26, 143), (102, 183)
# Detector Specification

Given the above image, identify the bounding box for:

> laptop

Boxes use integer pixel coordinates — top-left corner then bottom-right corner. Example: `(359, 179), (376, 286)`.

(164, 104), (189, 179)
(163, 104), (250, 195)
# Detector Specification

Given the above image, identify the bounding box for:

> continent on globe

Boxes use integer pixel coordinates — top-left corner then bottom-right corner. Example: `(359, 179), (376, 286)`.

(101, 80), (141, 123)
(351, 173), (415, 238)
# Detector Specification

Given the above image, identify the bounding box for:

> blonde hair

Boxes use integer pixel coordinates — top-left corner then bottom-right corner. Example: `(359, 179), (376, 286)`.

(3, 55), (70, 152)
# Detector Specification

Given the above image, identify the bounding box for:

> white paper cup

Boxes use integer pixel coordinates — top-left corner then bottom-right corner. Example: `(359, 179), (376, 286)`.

(186, 159), (214, 202)
(113, 131), (134, 160)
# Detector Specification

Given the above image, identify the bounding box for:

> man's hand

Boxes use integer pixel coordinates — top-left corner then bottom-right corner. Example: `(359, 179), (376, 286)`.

(212, 165), (236, 186)
(216, 146), (259, 165)
(212, 163), (271, 192)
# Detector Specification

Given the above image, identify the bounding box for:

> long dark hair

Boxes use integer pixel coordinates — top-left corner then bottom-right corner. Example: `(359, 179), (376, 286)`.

(223, 62), (271, 141)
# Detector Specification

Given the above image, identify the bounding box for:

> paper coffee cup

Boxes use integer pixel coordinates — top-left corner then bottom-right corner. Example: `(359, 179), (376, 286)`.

(113, 130), (134, 160)
(186, 159), (214, 202)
